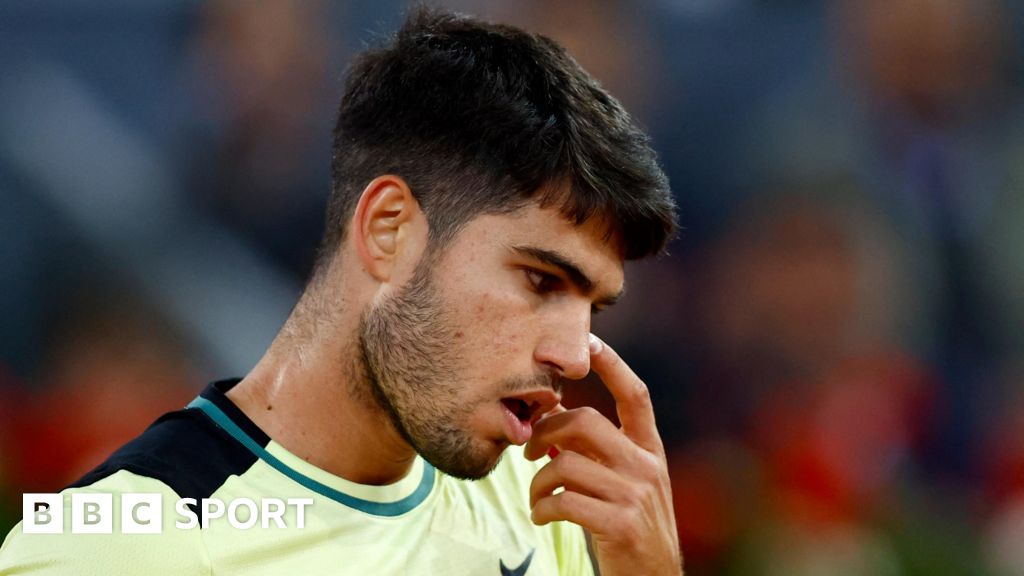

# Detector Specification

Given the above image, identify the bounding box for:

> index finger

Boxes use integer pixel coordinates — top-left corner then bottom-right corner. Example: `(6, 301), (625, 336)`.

(588, 333), (663, 454)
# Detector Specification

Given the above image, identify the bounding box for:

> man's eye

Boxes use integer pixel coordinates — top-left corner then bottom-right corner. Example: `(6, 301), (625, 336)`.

(525, 269), (560, 293)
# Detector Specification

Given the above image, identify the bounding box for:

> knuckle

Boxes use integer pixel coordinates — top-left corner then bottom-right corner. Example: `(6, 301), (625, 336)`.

(638, 452), (662, 483)
(618, 508), (643, 547)
(626, 453), (667, 496)
(553, 492), (573, 516)
(628, 381), (652, 405)
(623, 483), (645, 507)
(576, 405), (603, 421)
(551, 452), (572, 476)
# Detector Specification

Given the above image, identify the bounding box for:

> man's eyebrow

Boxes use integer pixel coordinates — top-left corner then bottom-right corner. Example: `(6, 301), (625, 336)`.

(510, 245), (624, 306)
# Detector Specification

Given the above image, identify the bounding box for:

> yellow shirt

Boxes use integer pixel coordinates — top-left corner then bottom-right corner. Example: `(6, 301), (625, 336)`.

(0, 381), (594, 575)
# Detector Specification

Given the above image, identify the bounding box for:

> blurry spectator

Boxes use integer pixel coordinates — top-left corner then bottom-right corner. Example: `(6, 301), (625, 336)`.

(686, 185), (922, 433)
(745, 0), (1021, 480)
(671, 186), (943, 574)
(180, 0), (338, 278)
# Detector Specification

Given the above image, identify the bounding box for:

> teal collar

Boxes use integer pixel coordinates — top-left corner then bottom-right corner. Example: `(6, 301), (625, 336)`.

(187, 395), (435, 517)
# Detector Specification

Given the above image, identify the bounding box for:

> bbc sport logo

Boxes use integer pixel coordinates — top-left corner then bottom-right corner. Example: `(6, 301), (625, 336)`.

(23, 493), (313, 534)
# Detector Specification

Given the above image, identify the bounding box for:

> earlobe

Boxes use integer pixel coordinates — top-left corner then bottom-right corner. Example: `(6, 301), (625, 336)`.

(352, 175), (422, 282)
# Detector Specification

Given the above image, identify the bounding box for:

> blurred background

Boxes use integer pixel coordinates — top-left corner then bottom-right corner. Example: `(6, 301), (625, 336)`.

(2, 0), (1024, 573)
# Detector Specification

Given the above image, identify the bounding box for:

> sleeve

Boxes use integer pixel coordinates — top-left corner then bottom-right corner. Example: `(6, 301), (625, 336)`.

(0, 470), (211, 575)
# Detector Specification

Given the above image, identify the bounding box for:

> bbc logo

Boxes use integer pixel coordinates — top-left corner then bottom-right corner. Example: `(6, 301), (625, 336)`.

(23, 493), (162, 535)
(23, 493), (313, 533)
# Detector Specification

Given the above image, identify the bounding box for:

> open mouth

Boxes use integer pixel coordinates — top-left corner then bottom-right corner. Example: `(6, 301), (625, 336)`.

(498, 389), (559, 445)
(501, 398), (535, 423)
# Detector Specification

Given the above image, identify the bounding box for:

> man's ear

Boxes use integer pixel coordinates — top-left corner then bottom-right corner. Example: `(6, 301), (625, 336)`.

(352, 175), (426, 283)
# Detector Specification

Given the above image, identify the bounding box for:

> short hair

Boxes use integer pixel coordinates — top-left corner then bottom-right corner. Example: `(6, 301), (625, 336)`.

(316, 7), (676, 275)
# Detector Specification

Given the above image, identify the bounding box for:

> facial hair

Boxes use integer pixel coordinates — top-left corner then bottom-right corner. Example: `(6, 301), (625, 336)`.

(357, 261), (502, 480)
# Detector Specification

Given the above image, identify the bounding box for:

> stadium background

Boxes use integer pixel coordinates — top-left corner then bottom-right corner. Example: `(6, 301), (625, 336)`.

(3, 0), (1024, 574)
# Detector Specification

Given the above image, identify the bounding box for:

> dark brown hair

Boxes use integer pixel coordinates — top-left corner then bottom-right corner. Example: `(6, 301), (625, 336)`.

(317, 7), (676, 275)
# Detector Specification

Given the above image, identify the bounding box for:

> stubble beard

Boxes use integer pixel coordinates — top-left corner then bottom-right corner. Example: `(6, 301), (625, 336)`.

(356, 263), (504, 480)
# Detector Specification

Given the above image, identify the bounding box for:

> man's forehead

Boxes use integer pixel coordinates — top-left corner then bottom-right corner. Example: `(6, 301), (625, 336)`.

(502, 201), (620, 243)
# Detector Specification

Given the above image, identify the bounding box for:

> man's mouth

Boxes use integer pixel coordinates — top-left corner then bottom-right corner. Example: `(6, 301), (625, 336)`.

(501, 398), (535, 423)
(498, 389), (561, 445)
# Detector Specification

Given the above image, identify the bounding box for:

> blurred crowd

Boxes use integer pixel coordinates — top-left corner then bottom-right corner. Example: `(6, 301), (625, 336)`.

(3, 1), (1024, 574)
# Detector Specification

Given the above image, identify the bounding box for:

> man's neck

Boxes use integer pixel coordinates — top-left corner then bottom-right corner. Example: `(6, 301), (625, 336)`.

(226, 334), (419, 486)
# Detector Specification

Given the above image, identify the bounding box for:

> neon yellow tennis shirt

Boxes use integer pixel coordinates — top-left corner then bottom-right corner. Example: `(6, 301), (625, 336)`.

(0, 380), (594, 575)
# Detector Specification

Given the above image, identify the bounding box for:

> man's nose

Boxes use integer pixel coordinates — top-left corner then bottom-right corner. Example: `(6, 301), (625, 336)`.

(533, 313), (591, 381)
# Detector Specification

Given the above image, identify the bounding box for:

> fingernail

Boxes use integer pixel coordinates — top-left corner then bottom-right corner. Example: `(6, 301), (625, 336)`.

(548, 446), (560, 459)
(588, 333), (603, 355)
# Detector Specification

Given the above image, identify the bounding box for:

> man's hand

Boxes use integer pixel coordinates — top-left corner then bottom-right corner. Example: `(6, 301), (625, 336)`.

(525, 334), (683, 576)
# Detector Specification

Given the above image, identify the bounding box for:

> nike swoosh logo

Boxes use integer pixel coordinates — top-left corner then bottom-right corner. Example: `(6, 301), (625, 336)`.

(499, 548), (535, 576)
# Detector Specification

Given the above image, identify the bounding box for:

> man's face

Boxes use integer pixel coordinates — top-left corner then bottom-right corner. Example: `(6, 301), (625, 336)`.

(359, 203), (625, 479)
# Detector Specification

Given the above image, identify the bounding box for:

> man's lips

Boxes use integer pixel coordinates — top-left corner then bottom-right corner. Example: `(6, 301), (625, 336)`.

(500, 389), (562, 425)
(499, 389), (561, 445)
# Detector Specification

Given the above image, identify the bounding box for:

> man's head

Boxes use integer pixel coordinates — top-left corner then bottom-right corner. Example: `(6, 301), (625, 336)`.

(316, 7), (675, 273)
(308, 8), (676, 479)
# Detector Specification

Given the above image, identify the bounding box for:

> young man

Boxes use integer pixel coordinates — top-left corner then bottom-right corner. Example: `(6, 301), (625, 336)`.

(1, 8), (681, 575)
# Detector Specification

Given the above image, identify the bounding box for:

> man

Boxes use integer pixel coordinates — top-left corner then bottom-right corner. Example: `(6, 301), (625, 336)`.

(1, 8), (681, 575)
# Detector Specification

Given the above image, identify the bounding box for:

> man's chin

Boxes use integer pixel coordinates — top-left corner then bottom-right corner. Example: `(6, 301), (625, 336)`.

(424, 445), (505, 481)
